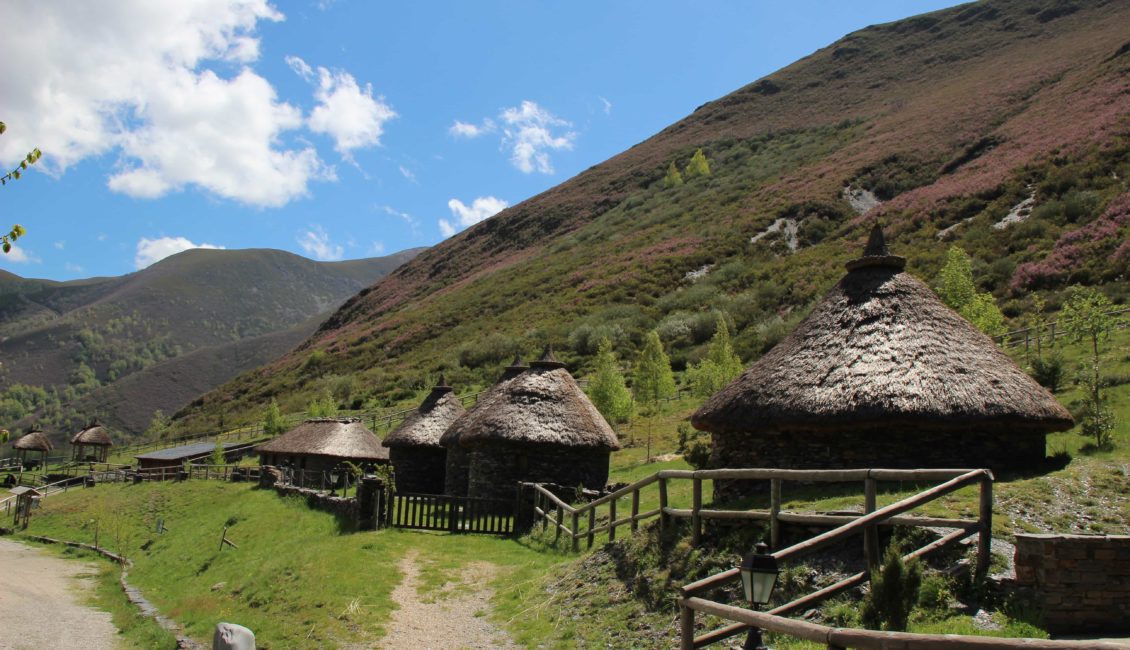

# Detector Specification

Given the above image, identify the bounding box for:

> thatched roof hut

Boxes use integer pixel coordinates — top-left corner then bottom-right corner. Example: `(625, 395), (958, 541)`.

(456, 349), (620, 503)
(13, 429), (54, 468)
(440, 355), (529, 496)
(383, 376), (466, 493)
(71, 422), (113, 462)
(692, 226), (1073, 498)
(258, 417), (388, 488)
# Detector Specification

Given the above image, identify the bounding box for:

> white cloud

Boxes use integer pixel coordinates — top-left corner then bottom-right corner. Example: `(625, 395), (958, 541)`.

(295, 57), (396, 158)
(135, 236), (224, 269)
(382, 205), (415, 224)
(449, 119), (495, 139)
(399, 165), (416, 182)
(500, 101), (575, 174)
(439, 196), (508, 237)
(599, 96), (612, 115)
(54, 241), (66, 250)
(0, 0), (338, 207)
(64, 262), (84, 273)
(297, 225), (344, 261)
(2, 245), (41, 264)
(370, 241), (385, 255)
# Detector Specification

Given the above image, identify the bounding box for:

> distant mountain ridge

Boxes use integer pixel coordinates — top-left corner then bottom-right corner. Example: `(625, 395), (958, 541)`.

(0, 247), (424, 439)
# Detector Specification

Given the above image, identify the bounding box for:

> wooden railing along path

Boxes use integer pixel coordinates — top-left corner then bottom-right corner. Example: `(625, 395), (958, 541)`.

(992, 306), (1128, 349)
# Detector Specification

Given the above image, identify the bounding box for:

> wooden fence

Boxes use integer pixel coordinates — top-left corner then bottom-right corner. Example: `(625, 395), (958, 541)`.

(992, 306), (1128, 349)
(389, 492), (514, 535)
(675, 468), (995, 648)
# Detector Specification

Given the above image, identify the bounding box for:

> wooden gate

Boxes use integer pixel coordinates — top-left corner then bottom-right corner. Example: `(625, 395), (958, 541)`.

(389, 493), (514, 535)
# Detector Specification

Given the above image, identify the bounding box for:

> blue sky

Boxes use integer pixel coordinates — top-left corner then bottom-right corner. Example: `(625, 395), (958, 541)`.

(0, 0), (963, 281)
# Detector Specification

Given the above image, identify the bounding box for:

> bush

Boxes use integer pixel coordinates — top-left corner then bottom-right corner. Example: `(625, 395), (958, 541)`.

(1029, 352), (1066, 392)
(861, 546), (922, 632)
(676, 423), (711, 470)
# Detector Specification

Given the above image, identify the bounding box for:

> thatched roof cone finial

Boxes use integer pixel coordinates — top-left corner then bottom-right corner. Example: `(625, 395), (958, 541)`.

(845, 223), (906, 272)
(506, 353), (528, 372)
(532, 344), (566, 369)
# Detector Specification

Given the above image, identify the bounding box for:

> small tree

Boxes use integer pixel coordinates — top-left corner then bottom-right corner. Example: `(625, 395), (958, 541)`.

(262, 398), (286, 436)
(663, 161), (684, 188)
(633, 331), (676, 461)
(210, 438), (226, 466)
(307, 389), (337, 418)
(861, 546), (922, 632)
(1061, 286), (1121, 448)
(936, 245), (1006, 337)
(146, 410), (171, 439)
(687, 315), (744, 397)
(586, 337), (634, 424)
(684, 148), (711, 179)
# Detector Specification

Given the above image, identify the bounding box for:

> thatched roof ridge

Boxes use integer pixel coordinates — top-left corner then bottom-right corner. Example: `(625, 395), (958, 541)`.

(14, 430), (53, 452)
(439, 360), (530, 447)
(383, 385), (467, 449)
(454, 365), (621, 450)
(693, 232), (1073, 435)
(71, 424), (113, 447)
(257, 417), (388, 460)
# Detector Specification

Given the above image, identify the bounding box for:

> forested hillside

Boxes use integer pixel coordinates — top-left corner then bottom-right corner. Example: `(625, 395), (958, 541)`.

(174, 0), (1129, 430)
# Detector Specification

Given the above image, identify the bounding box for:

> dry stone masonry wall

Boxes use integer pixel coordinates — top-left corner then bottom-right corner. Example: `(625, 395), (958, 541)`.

(1014, 533), (1130, 634)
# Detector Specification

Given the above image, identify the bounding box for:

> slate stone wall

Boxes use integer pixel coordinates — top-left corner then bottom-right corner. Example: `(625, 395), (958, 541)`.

(465, 442), (611, 504)
(443, 445), (470, 496)
(1014, 533), (1130, 634)
(710, 427), (1045, 501)
(389, 447), (446, 494)
(272, 483), (358, 522)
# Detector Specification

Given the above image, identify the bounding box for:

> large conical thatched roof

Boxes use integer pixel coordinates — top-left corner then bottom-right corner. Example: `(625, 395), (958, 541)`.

(383, 377), (467, 449)
(13, 430), (53, 452)
(454, 349), (621, 450)
(257, 417), (388, 460)
(439, 355), (529, 448)
(692, 226), (1074, 435)
(71, 423), (113, 447)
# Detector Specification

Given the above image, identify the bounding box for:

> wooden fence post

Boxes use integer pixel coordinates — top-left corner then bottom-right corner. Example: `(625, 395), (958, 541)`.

(770, 478), (782, 550)
(587, 507), (596, 549)
(679, 601), (695, 649)
(555, 504), (562, 544)
(691, 477), (703, 546)
(658, 478), (669, 531)
(608, 498), (617, 542)
(630, 489), (640, 533)
(976, 474), (993, 581)
(864, 476), (879, 569)
(571, 510), (580, 552)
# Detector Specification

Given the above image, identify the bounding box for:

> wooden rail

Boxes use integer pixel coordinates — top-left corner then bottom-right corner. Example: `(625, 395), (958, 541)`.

(677, 469), (995, 649)
(992, 306), (1128, 349)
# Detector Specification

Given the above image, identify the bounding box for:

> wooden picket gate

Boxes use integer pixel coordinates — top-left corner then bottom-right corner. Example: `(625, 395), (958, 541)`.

(389, 492), (514, 535)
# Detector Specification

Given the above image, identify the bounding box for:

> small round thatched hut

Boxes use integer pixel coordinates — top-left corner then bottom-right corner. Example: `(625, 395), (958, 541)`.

(456, 349), (621, 504)
(71, 422), (113, 462)
(440, 355), (529, 496)
(383, 376), (466, 494)
(692, 226), (1073, 499)
(257, 417), (389, 488)
(13, 429), (54, 468)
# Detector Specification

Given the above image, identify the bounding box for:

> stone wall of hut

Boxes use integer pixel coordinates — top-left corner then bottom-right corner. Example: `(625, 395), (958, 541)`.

(444, 445), (471, 496)
(389, 447), (446, 494)
(465, 442), (611, 504)
(1014, 534), (1130, 634)
(710, 427), (1045, 501)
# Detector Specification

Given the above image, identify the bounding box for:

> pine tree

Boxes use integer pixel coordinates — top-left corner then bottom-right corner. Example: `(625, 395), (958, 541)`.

(633, 331), (676, 461)
(688, 316), (744, 397)
(684, 148), (711, 179)
(663, 161), (684, 188)
(586, 337), (634, 424)
(936, 245), (1006, 337)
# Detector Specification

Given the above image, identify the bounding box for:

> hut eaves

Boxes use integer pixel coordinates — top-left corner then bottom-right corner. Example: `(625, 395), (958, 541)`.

(71, 424), (113, 447)
(13, 430), (53, 452)
(257, 417), (389, 460)
(383, 380), (467, 449)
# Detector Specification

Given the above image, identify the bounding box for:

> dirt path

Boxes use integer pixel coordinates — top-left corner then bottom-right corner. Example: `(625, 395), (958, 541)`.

(380, 551), (520, 650)
(0, 537), (117, 650)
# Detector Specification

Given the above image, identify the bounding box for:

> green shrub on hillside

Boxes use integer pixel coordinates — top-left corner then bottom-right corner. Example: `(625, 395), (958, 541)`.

(585, 337), (634, 424)
(861, 546), (922, 632)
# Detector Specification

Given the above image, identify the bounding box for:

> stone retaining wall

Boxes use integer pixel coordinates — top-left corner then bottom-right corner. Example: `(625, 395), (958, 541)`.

(272, 483), (358, 522)
(1014, 533), (1130, 634)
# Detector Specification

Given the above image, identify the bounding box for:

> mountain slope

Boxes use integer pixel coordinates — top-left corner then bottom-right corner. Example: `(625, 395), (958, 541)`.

(0, 247), (423, 438)
(165, 0), (1130, 429)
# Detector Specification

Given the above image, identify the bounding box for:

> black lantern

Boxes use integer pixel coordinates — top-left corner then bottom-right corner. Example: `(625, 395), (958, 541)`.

(739, 541), (778, 650)
(329, 465), (341, 496)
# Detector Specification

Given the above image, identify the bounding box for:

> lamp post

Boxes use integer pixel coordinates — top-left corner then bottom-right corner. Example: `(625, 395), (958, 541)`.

(739, 541), (779, 650)
(329, 464), (341, 497)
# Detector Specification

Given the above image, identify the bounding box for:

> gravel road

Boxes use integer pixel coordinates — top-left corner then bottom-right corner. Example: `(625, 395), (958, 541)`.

(0, 537), (118, 650)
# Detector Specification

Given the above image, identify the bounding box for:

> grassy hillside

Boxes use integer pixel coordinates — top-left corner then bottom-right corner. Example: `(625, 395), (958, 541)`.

(176, 0), (1130, 430)
(0, 247), (423, 440)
